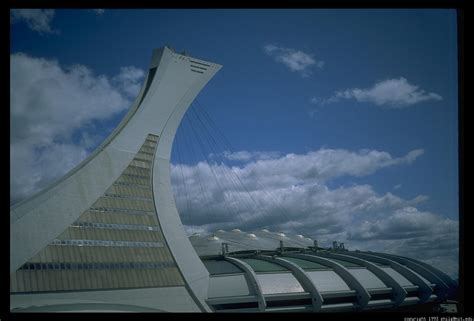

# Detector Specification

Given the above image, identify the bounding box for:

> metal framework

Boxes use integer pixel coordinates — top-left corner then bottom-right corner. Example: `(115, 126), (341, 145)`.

(224, 256), (267, 311)
(359, 252), (449, 300)
(313, 252), (407, 307)
(341, 252), (433, 302)
(285, 253), (371, 309)
(191, 227), (456, 312)
(256, 255), (323, 311)
(363, 252), (455, 292)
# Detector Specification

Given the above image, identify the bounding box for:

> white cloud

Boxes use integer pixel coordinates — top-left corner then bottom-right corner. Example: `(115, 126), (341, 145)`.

(311, 77), (442, 108)
(91, 9), (105, 15)
(263, 44), (323, 77)
(233, 148), (423, 187)
(310, 97), (322, 104)
(10, 53), (144, 204)
(171, 147), (426, 229)
(347, 207), (455, 241)
(217, 150), (281, 162)
(112, 66), (146, 98)
(347, 207), (458, 278)
(170, 147), (458, 277)
(10, 9), (57, 34)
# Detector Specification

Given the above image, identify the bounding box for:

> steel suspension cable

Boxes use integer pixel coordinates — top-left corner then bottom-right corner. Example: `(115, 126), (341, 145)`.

(180, 114), (220, 233)
(184, 107), (245, 230)
(189, 104), (273, 231)
(189, 104), (269, 231)
(194, 98), (307, 236)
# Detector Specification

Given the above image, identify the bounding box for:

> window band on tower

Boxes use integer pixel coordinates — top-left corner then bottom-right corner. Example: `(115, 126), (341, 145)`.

(10, 134), (185, 293)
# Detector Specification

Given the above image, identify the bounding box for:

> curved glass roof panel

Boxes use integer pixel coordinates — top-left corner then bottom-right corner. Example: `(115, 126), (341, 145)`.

(306, 270), (351, 292)
(349, 255), (390, 267)
(282, 257), (331, 270)
(256, 273), (305, 294)
(365, 260), (390, 267)
(208, 274), (252, 298)
(349, 268), (387, 289)
(240, 258), (289, 273)
(320, 256), (363, 268)
(379, 267), (413, 287)
(203, 259), (243, 275)
(409, 270), (433, 285)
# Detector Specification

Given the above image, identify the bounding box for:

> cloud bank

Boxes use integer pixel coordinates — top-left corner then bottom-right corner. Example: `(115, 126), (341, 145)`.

(312, 77), (442, 108)
(91, 9), (105, 15)
(264, 44), (324, 77)
(10, 9), (57, 34)
(171, 148), (458, 278)
(10, 53), (144, 204)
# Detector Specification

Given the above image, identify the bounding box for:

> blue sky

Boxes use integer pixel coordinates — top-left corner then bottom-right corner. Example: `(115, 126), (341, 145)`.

(10, 9), (459, 277)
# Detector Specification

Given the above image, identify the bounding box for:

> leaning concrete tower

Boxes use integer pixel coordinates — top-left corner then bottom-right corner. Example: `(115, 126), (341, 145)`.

(10, 46), (221, 312)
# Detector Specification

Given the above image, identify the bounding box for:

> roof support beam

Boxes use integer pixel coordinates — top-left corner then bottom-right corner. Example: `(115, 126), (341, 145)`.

(284, 253), (371, 309)
(365, 251), (456, 287)
(316, 252), (407, 307)
(402, 256), (456, 288)
(358, 251), (449, 300)
(224, 257), (266, 311)
(341, 252), (433, 303)
(256, 255), (323, 311)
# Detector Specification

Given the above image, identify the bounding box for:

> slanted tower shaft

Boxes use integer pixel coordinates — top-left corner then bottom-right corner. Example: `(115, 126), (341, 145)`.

(10, 47), (222, 312)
